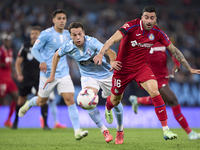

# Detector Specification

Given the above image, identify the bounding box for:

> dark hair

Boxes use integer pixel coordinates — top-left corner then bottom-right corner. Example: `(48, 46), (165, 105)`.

(31, 26), (42, 32)
(142, 6), (156, 14)
(68, 22), (84, 33)
(52, 9), (66, 18)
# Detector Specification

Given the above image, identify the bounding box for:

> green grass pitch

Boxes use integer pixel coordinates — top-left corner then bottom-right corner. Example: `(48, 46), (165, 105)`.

(0, 128), (200, 150)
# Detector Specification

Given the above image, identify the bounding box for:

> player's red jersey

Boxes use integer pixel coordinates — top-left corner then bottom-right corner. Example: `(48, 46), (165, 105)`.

(148, 42), (180, 80)
(116, 18), (171, 74)
(0, 45), (13, 80)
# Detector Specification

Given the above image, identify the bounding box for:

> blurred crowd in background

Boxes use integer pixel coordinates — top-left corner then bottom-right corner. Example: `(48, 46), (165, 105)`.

(1, 0), (200, 105)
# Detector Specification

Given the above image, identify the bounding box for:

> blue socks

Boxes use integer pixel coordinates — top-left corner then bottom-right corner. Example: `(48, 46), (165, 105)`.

(87, 107), (104, 128)
(113, 102), (123, 125)
(68, 104), (80, 131)
(48, 99), (58, 123)
(28, 96), (38, 107)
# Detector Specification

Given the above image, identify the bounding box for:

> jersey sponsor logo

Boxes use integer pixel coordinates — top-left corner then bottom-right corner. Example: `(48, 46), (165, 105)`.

(35, 39), (40, 44)
(80, 60), (94, 66)
(122, 23), (130, 29)
(149, 46), (166, 54)
(149, 34), (155, 40)
(131, 40), (153, 48)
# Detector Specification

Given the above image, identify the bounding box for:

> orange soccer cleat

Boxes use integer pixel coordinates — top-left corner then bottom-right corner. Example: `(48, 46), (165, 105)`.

(54, 122), (67, 129)
(4, 120), (13, 128)
(115, 130), (124, 144)
(103, 130), (113, 143)
(40, 117), (44, 128)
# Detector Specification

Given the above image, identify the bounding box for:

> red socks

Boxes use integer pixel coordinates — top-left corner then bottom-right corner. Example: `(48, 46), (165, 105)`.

(7, 101), (16, 121)
(172, 104), (191, 134)
(152, 95), (168, 126)
(106, 95), (114, 110)
(137, 96), (153, 105)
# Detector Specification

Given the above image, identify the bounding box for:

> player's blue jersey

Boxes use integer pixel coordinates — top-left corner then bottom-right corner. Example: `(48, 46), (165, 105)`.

(32, 26), (71, 78)
(58, 35), (112, 79)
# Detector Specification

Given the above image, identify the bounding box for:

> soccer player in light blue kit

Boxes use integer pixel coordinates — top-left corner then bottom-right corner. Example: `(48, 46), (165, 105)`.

(44, 22), (124, 144)
(18, 10), (88, 140)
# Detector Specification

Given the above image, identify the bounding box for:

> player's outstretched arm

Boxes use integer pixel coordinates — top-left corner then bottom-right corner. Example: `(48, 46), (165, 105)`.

(43, 51), (61, 89)
(167, 43), (200, 74)
(93, 30), (123, 65)
(105, 49), (122, 71)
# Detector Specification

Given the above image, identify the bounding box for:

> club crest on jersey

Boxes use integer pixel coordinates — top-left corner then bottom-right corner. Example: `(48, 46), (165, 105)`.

(122, 23), (130, 29)
(35, 39), (40, 44)
(149, 34), (155, 40)
(87, 49), (91, 56)
(114, 89), (119, 94)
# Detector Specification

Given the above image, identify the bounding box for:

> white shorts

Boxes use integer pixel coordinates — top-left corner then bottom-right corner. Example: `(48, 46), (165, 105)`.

(38, 75), (75, 98)
(81, 74), (112, 98)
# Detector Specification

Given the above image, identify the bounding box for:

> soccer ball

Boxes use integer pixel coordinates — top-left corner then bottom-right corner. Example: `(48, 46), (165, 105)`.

(77, 88), (99, 110)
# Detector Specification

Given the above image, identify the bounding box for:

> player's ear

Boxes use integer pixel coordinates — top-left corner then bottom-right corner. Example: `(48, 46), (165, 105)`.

(52, 18), (55, 24)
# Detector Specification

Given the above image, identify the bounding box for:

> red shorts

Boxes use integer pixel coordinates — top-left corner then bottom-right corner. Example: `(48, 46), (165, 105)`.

(157, 77), (169, 89)
(111, 65), (156, 95)
(0, 79), (18, 97)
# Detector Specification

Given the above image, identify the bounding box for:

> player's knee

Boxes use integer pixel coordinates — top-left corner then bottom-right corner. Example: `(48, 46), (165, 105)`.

(149, 89), (160, 97)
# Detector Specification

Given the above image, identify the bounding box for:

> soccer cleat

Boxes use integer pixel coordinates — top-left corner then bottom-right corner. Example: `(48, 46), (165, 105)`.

(12, 122), (18, 129)
(75, 129), (88, 140)
(105, 107), (113, 124)
(188, 131), (200, 140)
(129, 95), (139, 114)
(18, 100), (30, 117)
(163, 129), (178, 140)
(103, 130), (113, 143)
(44, 125), (51, 130)
(54, 122), (67, 129)
(115, 130), (124, 144)
(4, 120), (13, 128)
(40, 117), (44, 128)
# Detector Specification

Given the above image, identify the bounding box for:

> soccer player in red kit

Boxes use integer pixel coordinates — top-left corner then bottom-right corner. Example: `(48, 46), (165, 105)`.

(0, 34), (18, 128)
(94, 6), (200, 141)
(129, 41), (200, 140)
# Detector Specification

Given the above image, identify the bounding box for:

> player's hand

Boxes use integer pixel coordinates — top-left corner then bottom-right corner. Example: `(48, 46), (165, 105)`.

(17, 75), (24, 82)
(109, 61), (122, 71)
(172, 65), (180, 75)
(93, 54), (103, 65)
(43, 76), (54, 89)
(189, 68), (200, 74)
(39, 62), (47, 73)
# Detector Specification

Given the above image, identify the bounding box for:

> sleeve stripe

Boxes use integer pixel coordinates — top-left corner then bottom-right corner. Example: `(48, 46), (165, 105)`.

(18, 44), (24, 54)
(152, 28), (170, 43)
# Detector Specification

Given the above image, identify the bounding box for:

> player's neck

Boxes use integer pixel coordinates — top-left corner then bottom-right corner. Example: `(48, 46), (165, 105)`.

(54, 26), (64, 33)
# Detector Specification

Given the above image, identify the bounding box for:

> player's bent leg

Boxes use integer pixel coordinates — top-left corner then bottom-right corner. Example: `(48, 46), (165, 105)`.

(129, 95), (139, 114)
(163, 129), (178, 140)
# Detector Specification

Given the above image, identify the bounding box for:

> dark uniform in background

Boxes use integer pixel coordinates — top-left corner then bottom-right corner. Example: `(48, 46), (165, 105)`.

(12, 41), (50, 129)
